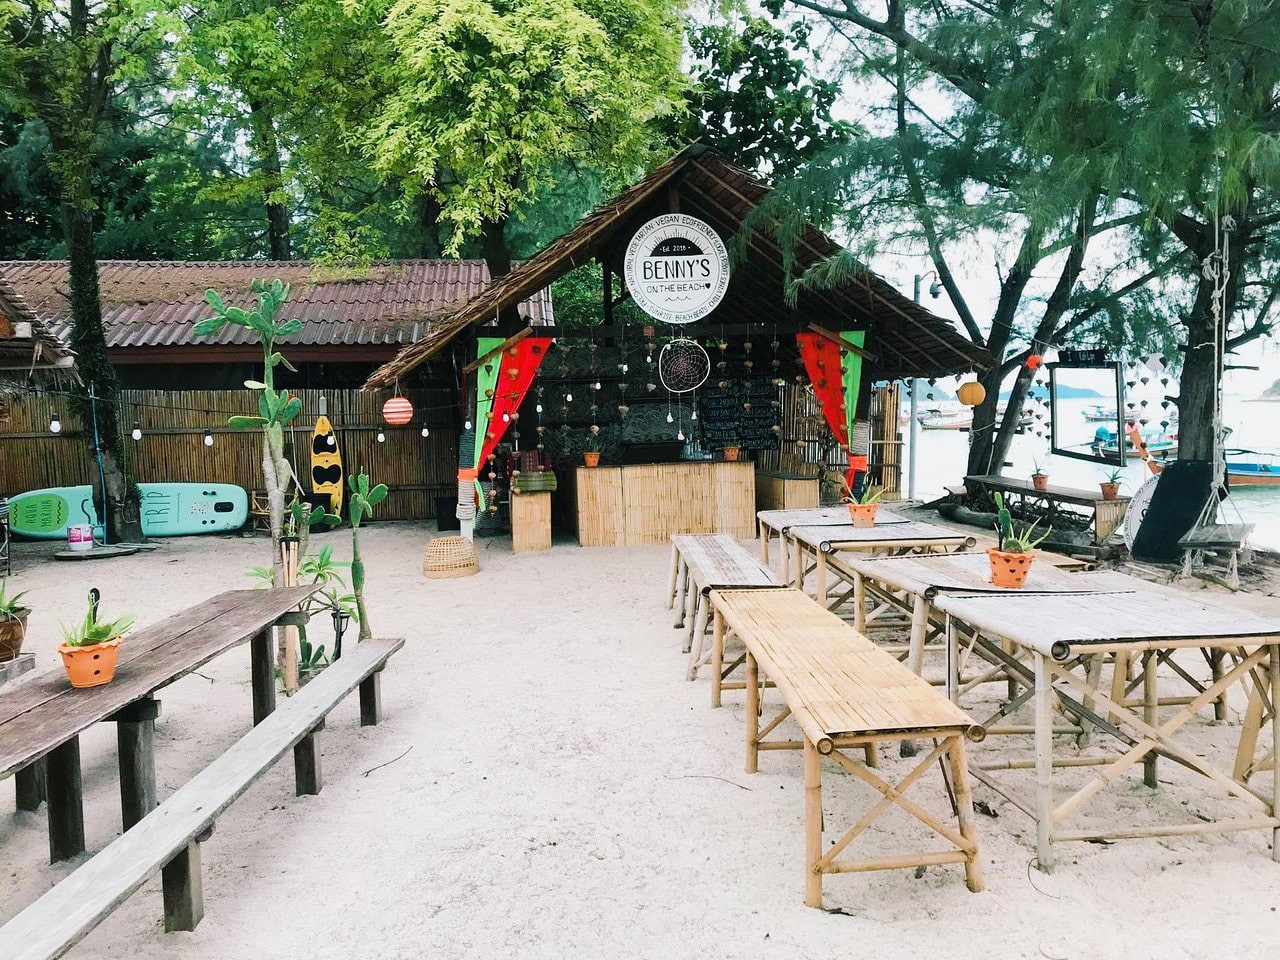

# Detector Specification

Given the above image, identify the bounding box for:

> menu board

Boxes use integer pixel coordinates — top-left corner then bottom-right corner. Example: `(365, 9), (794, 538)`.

(697, 382), (781, 450)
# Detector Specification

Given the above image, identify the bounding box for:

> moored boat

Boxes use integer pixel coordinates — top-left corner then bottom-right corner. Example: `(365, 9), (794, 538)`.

(1225, 449), (1280, 486)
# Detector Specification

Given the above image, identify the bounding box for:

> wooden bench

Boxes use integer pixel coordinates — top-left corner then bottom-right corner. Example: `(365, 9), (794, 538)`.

(966, 474), (1130, 545)
(0, 637), (403, 960)
(1179, 523), (1255, 591)
(0, 586), (319, 864)
(707, 588), (985, 906)
(665, 534), (783, 680)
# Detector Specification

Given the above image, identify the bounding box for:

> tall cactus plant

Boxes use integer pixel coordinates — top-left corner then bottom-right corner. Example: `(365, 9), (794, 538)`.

(348, 471), (387, 642)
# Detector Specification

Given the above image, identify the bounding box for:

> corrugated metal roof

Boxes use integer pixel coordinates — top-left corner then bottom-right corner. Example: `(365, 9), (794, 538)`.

(0, 260), (553, 352)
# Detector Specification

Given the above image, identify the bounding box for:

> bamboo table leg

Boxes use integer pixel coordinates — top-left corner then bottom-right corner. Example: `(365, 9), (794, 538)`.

(1272, 644), (1280, 861)
(666, 544), (680, 609)
(1143, 650), (1158, 788)
(746, 651), (760, 774)
(711, 608), (726, 708)
(948, 737), (985, 892)
(816, 551), (828, 606)
(853, 573), (869, 633)
(804, 737), (823, 908)
(793, 541), (804, 592)
(760, 525), (770, 566)
(780, 532), (790, 582)
(1034, 652), (1055, 872)
(684, 591), (701, 654)
(674, 558), (689, 628)
(1211, 649), (1227, 721)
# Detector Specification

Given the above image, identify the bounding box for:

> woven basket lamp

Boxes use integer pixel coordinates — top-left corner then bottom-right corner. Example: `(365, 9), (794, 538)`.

(422, 536), (480, 579)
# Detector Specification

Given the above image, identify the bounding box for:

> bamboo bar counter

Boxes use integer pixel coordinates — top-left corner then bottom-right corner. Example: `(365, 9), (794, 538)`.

(575, 462), (755, 547)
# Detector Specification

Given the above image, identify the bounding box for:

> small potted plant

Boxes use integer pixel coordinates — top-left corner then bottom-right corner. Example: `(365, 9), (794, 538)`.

(583, 436), (602, 468)
(722, 442), (741, 462)
(0, 581), (30, 664)
(58, 595), (134, 688)
(1031, 459), (1050, 492)
(988, 492), (1051, 588)
(842, 479), (883, 527)
(1099, 468), (1122, 501)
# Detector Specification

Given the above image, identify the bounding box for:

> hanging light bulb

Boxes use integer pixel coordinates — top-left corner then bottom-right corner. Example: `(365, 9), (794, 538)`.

(566, 391), (573, 402)
(203, 428), (214, 447)
(464, 419), (473, 431)
(49, 413), (61, 434)
(131, 421), (142, 441)
(536, 403), (543, 414)
(421, 425), (430, 438)
(376, 430), (386, 443)
(621, 363), (629, 374)
(691, 410), (698, 420)
(327, 434), (336, 447)
(502, 412), (511, 423)
(666, 411), (674, 423)
(677, 429), (685, 441)
(593, 381), (602, 391)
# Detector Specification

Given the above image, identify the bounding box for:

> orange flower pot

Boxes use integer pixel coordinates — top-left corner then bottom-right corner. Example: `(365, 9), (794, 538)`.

(988, 547), (1034, 588)
(1031, 474), (1050, 492)
(0, 610), (29, 663)
(1100, 482), (1119, 501)
(59, 636), (122, 688)
(583, 451), (601, 468)
(723, 446), (741, 462)
(846, 502), (879, 528)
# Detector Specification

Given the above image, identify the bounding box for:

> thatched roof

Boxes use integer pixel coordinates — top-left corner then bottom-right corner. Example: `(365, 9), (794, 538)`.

(0, 272), (73, 373)
(365, 145), (988, 388)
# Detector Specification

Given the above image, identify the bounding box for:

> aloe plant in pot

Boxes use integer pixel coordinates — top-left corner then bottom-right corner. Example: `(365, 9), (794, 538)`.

(841, 478), (882, 528)
(58, 591), (135, 688)
(989, 493), (1051, 588)
(0, 581), (30, 664)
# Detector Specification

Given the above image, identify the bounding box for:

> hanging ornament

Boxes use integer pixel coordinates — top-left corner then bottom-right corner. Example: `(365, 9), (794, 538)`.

(1026, 354), (1044, 370)
(421, 425), (430, 438)
(618, 405), (630, 417)
(565, 391), (573, 402)
(590, 424), (600, 435)
(666, 411), (674, 423)
(677, 429), (685, 441)
(382, 396), (414, 425)
(956, 381), (986, 406)
(376, 430), (385, 443)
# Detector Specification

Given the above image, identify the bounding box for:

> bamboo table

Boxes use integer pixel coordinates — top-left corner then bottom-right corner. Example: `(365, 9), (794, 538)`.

(786, 521), (975, 610)
(757, 506), (907, 576)
(929, 588), (1280, 870)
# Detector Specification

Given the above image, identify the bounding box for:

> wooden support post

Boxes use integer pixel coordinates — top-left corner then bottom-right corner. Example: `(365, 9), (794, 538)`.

(780, 533), (790, 582)
(15, 759), (46, 812)
(1271, 644), (1280, 862)
(1033, 654), (1054, 873)
(113, 697), (161, 831)
(1210, 649), (1227, 722)
(360, 669), (383, 726)
(1143, 650), (1158, 788)
(46, 737), (85, 863)
(759, 526), (769, 565)
(666, 545), (679, 609)
(745, 652), (760, 774)
(804, 737), (823, 908)
(673, 559), (689, 628)
(250, 626), (276, 726)
(815, 551), (828, 606)
(294, 718), (325, 796)
(711, 608), (726, 708)
(162, 840), (205, 932)
(683, 593), (700, 655)
(280, 540), (301, 695)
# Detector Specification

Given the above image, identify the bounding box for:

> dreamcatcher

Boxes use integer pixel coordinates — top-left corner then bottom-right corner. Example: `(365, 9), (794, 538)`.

(658, 338), (710, 393)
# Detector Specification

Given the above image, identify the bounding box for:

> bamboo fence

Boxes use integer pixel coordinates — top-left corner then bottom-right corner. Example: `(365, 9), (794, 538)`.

(0, 388), (459, 522)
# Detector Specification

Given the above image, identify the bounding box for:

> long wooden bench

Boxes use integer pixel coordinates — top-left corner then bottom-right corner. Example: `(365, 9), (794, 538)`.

(665, 534), (783, 681)
(966, 474), (1130, 545)
(0, 637), (403, 960)
(707, 588), (985, 906)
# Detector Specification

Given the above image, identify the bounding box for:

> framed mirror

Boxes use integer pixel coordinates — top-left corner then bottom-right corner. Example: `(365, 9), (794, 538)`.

(1048, 361), (1126, 466)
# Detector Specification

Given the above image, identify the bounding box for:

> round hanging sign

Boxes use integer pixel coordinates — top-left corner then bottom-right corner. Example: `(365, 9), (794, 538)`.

(623, 214), (730, 324)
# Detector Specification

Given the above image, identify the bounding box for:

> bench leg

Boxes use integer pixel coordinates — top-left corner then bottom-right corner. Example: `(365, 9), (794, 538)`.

(251, 626), (276, 726)
(116, 698), (160, 831)
(295, 719), (325, 796)
(711, 609), (726, 708)
(804, 737), (823, 908)
(673, 559), (689, 628)
(360, 670), (383, 726)
(163, 840), (205, 932)
(46, 737), (85, 863)
(683, 592), (700, 654)
(947, 737), (984, 893)
(666, 545), (679, 609)
(686, 597), (711, 681)
(15, 758), (46, 812)
(745, 651), (760, 774)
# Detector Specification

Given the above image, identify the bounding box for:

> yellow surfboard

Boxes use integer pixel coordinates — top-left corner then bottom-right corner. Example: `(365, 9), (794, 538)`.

(311, 416), (343, 517)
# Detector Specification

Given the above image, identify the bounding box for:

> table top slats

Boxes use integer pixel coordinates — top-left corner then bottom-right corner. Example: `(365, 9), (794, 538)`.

(789, 521), (973, 552)
(710, 588), (979, 741)
(834, 552), (1135, 598)
(672, 534), (779, 589)
(0, 586), (319, 779)
(757, 507), (909, 531)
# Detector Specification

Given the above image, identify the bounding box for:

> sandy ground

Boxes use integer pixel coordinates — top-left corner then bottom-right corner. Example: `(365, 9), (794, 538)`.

(2, 523), (1280, 960)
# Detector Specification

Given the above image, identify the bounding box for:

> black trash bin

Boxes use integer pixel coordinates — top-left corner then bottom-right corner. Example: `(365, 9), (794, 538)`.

(436, 496), (460, 531)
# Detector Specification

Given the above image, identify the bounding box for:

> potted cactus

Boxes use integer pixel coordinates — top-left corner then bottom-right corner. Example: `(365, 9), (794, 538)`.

(1099, 468), (1122, 501)
(842, 479), (882, 528)
(582, 436), (602, 468)
(58, 591), (134, 688)
(1031, 459), (1050, 492)
(0, 581), (30, 663)
(988, 493), (1050, 588)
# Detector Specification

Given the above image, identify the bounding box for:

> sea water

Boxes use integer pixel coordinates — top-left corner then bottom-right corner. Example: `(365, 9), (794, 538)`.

(901, 394), (1280, 550)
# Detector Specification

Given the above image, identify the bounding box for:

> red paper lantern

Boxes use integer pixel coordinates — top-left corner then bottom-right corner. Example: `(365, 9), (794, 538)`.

(1026, 354), (1044, 370)
(382, 396), (414, 425)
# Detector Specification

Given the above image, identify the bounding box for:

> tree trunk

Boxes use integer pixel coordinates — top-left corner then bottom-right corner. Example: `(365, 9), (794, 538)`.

(965, 363), (1004, 476)
(248, 101), (291, 260)
(480, 217), (512, 279)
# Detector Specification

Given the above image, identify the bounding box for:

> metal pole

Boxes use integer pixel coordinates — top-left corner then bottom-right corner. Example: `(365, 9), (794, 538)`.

(908, 276), (921, 501)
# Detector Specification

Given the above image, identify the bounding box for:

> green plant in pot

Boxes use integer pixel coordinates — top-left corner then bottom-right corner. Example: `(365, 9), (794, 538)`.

(583, 435), (602, 468)
(1031, 459), (1050, 491)
(841, 477), (882, 528)
(989, 492), (1051, 588)
(0, 581), (31, 664)
(1099, 468), (1123, 501)
(58, 591), (135, 688)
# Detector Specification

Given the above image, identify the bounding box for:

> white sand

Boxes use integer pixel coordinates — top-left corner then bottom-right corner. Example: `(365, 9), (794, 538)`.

(2, 525), (1279, 959)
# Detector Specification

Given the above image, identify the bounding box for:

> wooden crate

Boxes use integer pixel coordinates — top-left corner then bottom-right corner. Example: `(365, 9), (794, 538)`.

(510, 490), (552, 553)
(755, 472), (820, 512)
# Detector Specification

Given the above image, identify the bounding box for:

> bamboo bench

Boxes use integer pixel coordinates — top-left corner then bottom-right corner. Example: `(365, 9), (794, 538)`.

(707, 588), (985, 906)
(0, 637), (403, 960)
(666, 534), (783, 680)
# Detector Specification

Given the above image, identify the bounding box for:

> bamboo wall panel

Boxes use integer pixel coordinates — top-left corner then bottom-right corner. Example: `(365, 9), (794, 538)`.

(869, 382), (903, 500)
(712, 463), (756, 538)
(574, 467), (624, 546)
(575, 462), (754, 546)
(510, 491), (552, 553)
(0, 388), (458, 521)
(755, 473), (820, 512)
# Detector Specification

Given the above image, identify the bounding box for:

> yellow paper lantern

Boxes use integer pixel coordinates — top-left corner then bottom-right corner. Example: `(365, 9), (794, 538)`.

(957, 381), (986, 406)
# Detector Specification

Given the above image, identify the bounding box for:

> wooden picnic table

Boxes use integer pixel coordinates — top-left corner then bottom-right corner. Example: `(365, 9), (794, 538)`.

(786, 520), (975, 609)
(965, 474), (1130, 544)
(0, 586), (318, 862)
(756, 506), (907, 574)
(928, 587), (1280, 870)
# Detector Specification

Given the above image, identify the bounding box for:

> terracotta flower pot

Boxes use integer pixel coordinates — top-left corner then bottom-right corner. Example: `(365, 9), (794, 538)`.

(1100, 482), (1119, 501)
(59, 636), (123, 688)
(583, 451), (601, 468)
(988, 547), (1035, 588)
(723, 446), (741, 462)
(1031, 473), (1050, 492)
(0, 609), (30, 663)
(846, 502), (879, 528)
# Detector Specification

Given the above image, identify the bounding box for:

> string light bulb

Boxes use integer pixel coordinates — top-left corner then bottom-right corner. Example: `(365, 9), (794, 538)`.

(49, 413), (61, 434)
(327, 434), (336, 447)
(131, 421), (142, 441)
(421, 425), (430, 438)
(376, 430), (386, 443)
(203, 428), (214, 447)
(536, 403), (543, 413)
(502, 412), (511, 423)
(666, 412), (674, 423)
(464, 419), (473, 431)
(565, 392), (573, 402)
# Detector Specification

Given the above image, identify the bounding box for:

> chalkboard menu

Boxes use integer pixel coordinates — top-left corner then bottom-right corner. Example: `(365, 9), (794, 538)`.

(698, 382), (781, 450)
